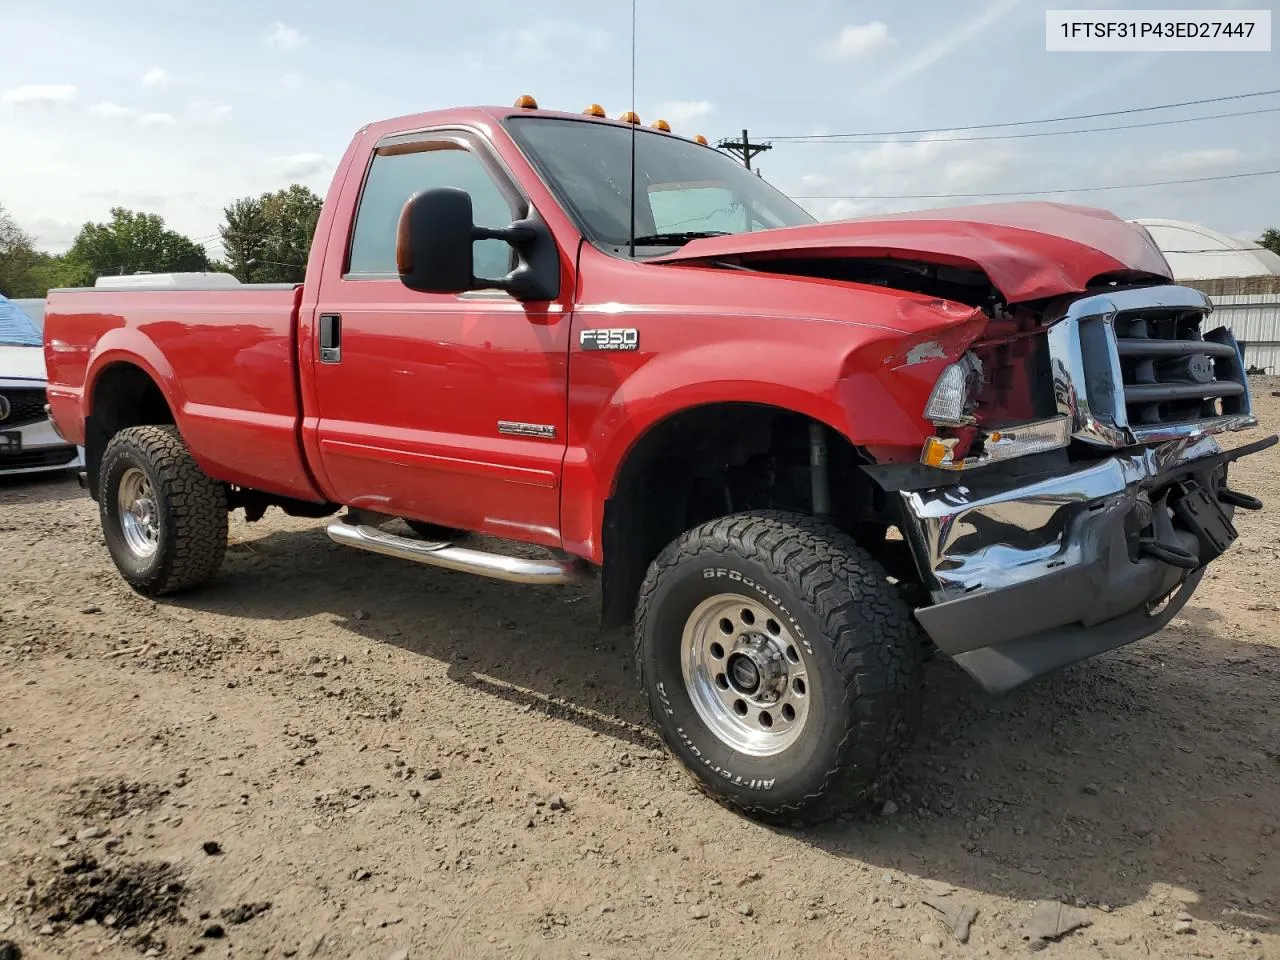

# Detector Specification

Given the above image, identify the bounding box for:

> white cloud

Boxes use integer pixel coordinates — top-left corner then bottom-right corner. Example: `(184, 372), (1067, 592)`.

(824, 22), (896, 60)
(90, 101), (134, 119)
(1156, 148), (1243, 172)
(281, 72), (303, 90)
(141, 67), (168, 88)
(19, 216), (82, 254)
(864, 0), (1022, 96)
(2, 84), (76, 106)
(265, 22), (307, 51)
(787, 132), (1030, 222)
(187, 100), (232, 120)
(269, 152), (331, 180)
(652, 100), (714, 129)
(505, 20), (609, 65)
(89, 102), (177, 126)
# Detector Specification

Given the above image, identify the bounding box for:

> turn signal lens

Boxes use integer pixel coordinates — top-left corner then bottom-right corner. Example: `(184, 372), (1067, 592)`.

(921, 437), (953, 468)
(583, 103), (606, 117)
(921, 417), (1072, 471)
(651, 119), (671, 132)
(514, 94), (538, 109)
(619, 110), (641, 124)
(693, 134), (709, 145)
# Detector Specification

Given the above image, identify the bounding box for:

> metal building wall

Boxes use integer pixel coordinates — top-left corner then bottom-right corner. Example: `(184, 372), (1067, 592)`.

(1212, 293), (1280, 374)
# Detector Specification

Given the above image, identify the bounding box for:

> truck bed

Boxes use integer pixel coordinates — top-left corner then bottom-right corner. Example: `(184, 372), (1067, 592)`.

(44, 283), (321, 501)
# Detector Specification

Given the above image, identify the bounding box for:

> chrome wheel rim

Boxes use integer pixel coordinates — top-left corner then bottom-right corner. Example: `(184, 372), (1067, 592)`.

(117, 467), (159, 558)
(680, 593), (811, 757)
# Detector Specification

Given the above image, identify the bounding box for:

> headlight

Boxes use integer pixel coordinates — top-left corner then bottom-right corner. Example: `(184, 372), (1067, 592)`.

(922, 352), (982, 426)
(921, 349), (1070, 470)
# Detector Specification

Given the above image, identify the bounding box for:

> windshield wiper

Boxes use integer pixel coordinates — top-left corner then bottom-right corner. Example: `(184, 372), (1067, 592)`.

(628, 230), (730, 246)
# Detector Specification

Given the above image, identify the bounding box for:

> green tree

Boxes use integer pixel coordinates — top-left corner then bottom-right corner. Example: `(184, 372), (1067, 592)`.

(0, 204), (41, 297)
(1259, 228), (1280, 257)
(66, 207), (211, 282)
(219, 184), (322, 283)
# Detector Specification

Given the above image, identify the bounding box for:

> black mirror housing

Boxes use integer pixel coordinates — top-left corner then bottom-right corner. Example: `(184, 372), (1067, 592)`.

(397, 187), (475, 294)
(396, 187), (560, 302)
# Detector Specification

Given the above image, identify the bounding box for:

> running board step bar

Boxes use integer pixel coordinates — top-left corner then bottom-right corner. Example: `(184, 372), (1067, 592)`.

(325, 522), (588, 586)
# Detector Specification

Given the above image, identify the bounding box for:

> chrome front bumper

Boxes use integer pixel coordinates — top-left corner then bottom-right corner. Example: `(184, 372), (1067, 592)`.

(899, 434), (1271, 692)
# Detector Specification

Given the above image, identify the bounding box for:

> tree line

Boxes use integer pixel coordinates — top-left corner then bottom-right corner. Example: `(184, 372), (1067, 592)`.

(0, 184), (323, 298)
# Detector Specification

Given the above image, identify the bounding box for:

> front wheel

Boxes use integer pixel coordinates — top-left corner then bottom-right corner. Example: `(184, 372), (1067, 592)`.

(99, 425), (228, 596)
(634, 510), (924, 825)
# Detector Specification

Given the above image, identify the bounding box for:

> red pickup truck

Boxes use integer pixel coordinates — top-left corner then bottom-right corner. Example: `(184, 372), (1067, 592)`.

(44, 99), (1274, 823)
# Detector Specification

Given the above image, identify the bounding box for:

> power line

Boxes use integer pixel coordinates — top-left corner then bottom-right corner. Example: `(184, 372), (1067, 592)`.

(760, 87), (1280, 140)
(774, 106), (1280, 145)
(793, 168), (1280, 201)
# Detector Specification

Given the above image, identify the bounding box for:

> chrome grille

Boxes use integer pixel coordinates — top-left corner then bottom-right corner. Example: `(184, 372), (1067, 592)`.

(0, 387), (48, 428)
(1113, 313), (1246, 430)
(1047, 285), (1256, 447)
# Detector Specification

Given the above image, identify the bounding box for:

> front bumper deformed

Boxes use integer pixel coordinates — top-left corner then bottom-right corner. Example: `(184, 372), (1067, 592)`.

(901, 433), (1277, 693)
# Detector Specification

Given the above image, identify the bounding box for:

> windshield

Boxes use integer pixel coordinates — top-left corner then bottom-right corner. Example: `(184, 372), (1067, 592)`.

(0, 296), (42, 347)
(505, 116), (815, 253)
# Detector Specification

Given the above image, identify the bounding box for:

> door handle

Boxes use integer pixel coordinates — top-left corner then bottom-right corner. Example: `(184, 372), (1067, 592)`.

(319, 314), (342, 363)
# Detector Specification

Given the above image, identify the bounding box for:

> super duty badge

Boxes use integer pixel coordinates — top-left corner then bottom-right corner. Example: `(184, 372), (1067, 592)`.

(579, 328), (639, 352)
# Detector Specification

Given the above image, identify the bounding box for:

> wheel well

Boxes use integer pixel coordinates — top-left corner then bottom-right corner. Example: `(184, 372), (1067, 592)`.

(600, 403), (912, 633)
(84, 363), (175, 498)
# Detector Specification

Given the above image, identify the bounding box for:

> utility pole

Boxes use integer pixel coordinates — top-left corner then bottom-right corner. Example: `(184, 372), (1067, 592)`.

(717, 129), (772, 171)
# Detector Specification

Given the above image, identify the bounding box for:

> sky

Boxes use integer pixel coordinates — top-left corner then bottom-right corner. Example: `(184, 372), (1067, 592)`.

(1, 0), (1277, 257)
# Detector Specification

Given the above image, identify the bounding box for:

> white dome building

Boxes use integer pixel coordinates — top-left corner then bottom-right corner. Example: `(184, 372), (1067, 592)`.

(1129, 219), (1280, 374)
(1132, 218), (1280, 281)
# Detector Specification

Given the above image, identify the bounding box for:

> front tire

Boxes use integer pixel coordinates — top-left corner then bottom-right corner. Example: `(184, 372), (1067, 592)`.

(99, 425), (228, 596)
(634, 510), (924, 825)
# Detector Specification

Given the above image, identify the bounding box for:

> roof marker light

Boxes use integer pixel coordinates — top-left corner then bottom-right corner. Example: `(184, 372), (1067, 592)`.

(693, 134), (709, 145)
(583, 103), (606, 117)
(651, 119), (671, 132)
(618, 110), (641, 125)
(514, 94), (538, 109)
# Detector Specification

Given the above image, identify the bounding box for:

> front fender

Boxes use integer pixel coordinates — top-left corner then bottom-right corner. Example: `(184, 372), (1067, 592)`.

(559, 306), (987, 561)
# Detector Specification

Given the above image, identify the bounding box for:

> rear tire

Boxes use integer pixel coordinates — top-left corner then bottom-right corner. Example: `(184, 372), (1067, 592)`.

(634, 510), (924, 825)
(99, 425), (228, 596)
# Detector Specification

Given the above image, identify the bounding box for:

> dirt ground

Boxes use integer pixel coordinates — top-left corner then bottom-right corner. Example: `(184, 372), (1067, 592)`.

(2, 383), (1278, 960)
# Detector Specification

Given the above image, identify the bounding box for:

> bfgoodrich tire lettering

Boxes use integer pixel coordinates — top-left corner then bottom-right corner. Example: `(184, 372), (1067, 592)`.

(634, 510), (924, 824)
(99, 425), (228, 596)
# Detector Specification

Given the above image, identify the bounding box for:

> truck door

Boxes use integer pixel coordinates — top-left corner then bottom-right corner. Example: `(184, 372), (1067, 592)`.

(306, 130), (572, 547)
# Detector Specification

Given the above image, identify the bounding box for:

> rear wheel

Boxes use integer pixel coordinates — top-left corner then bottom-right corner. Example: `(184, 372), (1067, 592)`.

(634, 510), (924, 824)
(99, 425), (228, 596)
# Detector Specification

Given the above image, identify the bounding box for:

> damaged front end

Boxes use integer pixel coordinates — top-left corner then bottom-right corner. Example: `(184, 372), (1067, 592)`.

(893, 284), (1276, 692)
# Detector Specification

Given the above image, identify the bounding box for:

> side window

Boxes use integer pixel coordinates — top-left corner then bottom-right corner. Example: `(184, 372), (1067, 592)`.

(347, 141), (516, 280)
(648, 184), (747, 234)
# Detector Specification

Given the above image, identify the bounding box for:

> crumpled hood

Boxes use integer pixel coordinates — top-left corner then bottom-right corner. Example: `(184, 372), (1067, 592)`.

(653, 201), (1173, 303)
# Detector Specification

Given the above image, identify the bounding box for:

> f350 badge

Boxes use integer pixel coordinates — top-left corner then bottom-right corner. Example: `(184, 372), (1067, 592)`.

(579, 328), (639, 352)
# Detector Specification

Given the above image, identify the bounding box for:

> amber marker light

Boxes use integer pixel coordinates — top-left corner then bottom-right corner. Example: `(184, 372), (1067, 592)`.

(583, 103), (606, 117)
(513, 94), (538, 109)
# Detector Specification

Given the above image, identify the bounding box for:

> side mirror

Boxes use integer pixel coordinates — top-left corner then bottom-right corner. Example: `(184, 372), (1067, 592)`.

(396, 187), (559, 301)
(396, 187), (475, 295)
